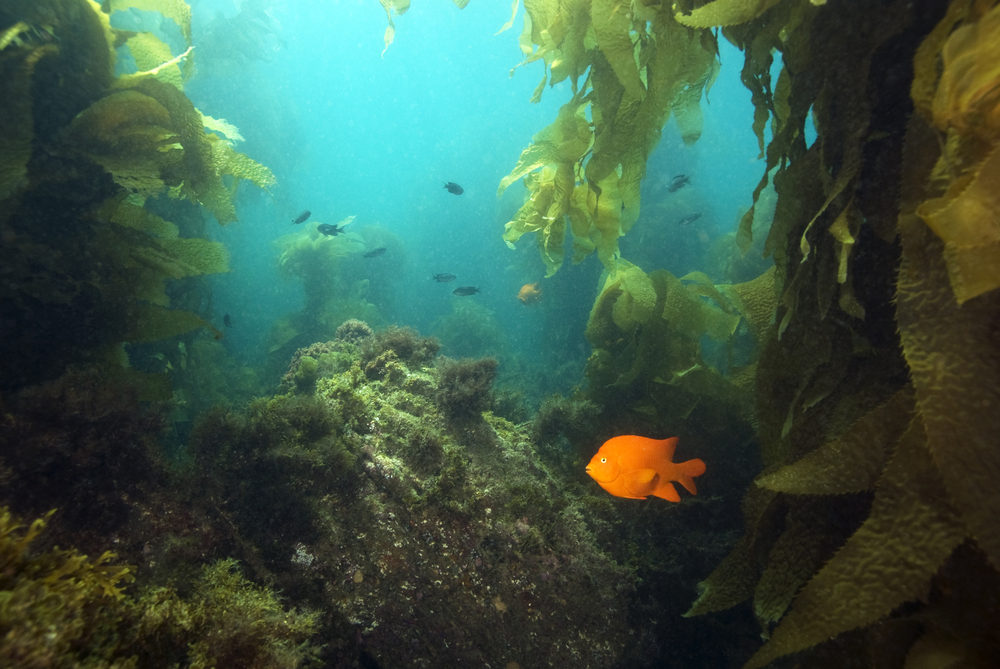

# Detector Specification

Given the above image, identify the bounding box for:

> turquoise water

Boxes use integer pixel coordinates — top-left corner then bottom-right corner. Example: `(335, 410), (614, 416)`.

(123, 0), (767, 401)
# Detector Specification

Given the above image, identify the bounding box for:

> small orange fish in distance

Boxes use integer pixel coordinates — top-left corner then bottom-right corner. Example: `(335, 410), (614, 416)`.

(517, 282), (542, 304)
(586, 435), (706, 502)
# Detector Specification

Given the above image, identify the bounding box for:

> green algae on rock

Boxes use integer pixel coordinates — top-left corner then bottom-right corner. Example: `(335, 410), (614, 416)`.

(180, 322), (636, 666)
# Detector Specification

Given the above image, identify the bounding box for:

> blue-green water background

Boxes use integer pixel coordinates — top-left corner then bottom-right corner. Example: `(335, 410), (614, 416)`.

(120, 0), (773, 401)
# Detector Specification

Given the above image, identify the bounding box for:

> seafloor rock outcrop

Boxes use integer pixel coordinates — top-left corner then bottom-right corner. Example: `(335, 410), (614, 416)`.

(187, 324), (635, 667)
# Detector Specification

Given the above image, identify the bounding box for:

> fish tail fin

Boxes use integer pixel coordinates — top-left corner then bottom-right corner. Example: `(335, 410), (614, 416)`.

(676, 458), (707, 495)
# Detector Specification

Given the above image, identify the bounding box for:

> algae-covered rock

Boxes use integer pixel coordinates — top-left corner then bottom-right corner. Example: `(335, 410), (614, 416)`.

(0, 506), (320, 668)
(184, 325), (636, 667)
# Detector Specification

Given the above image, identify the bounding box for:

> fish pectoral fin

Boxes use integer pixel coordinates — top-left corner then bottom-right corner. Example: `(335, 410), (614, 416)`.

(624, 469), (659, 497)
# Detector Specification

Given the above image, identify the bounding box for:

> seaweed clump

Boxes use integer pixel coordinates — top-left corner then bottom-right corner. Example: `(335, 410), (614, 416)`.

(434, 356), (499, 420)
(280, 339), (357, 394)
(0, 367), (165, 546)
(361, 325), (440, 367)
(334, 318), (374, 345)
(0, 506), (320, 668)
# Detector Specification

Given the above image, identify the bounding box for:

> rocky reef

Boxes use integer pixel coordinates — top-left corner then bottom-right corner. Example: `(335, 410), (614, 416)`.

(185, 323), (639, 666)
(1, 320), (734, 667)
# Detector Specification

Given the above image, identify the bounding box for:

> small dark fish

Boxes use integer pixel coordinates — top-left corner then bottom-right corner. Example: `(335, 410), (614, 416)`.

(677, 212), (702, 226)
(292, 210), (311, 224)
(667, 175), (690, 193)
(223, 313), (232, 328)
(452, 286), (479, 296)
(317, 223), (342, 236)
(363, 247), (387, 258)
(444, 182), (464, 195)
(433, 273), (457, 282)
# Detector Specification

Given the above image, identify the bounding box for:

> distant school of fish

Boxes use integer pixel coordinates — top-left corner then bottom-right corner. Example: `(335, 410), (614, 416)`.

(251, 173), (705, 337)
(271, 188), (707, 490)
(285, 182), (551, 306)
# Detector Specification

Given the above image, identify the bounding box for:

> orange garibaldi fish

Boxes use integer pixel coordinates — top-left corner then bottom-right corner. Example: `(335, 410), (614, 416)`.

(586, 435), (706, 502)
(517, 282), (542, 304)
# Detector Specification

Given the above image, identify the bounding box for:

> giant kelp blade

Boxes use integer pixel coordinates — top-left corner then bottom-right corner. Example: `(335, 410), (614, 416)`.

(0, 34), (53, 203)
(743, 417), (965, 669)
(930, 4), (1000, 141)
(591, 0), (644, 100)
(208, 135), (276, 189)
(126, 303), (216, 342)
(674, 0), (784, 28)
(899, 4), (1000, 571)
(897, 213), (1000, 570)
(107, 0), (192, 44)
(685, 486), (781, 617)
(917, 146), (1000, 303)
(751, 499), (857, 635)
(756, 388), (913, 495)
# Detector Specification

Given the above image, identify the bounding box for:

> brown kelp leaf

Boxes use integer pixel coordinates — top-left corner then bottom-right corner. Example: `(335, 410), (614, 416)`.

(917, 146), (1000, 303)
(0, 35), (54, 203)
(68, 88), (179, 196)
(126, 303), (217, 343)
(930, 3), (1000, 142)
(607, 260), (657, 330)
(506, 0), (718, 273)
(498, 101), (591, 196)
(756, 387), (913, 495)
(208, 134), (276, 189)
(674, 0), (784, 28)
(200, 111), (244, 143)
(378, 0), (411, 56)
(652, 270), (740, 342)
(897, 213), (1000, 570)
(121, 32), (183, 88)
(495, 0), (520, 34)
(592, 0), (644, 100)
(102, 197), (229, 305)
(719, 266), (777, 343)
(501, 101), (592, 274)
(108, 0), (192, 44)
(752, 498), (855, 635)
(744, 417), (965, 669)
(685, 486), (782, 617)
(127, 78), (238, 222)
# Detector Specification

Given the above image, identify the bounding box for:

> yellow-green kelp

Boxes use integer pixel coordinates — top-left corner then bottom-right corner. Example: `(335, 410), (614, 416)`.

(498, 0), (719, 276)
(680, 1), (1000, 667)
(0, 0), (273, 391)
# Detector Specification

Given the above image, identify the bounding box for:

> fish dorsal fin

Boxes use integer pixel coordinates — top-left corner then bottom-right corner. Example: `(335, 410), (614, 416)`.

(624, 468), (659, 497)
(657, 436), (678, 461)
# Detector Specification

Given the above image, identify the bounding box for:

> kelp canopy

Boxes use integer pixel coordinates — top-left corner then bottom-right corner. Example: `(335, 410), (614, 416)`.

(0, 0), (273, 392)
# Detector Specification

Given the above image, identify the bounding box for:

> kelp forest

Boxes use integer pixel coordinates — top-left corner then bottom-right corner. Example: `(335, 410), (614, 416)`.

(0, 0), (998, 667)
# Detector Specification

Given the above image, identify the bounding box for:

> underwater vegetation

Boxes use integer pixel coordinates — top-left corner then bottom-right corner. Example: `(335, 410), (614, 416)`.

(0, 506), (320, 668)
(267, 223), (406, 377)
(497, 0), (720, 276)
(675, 2), (1000, 667)
(1, 0), (998, 667)
(179, 322), (674, 667)
(0, 0), (273, 394)
(483, 0), (1000, 665)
